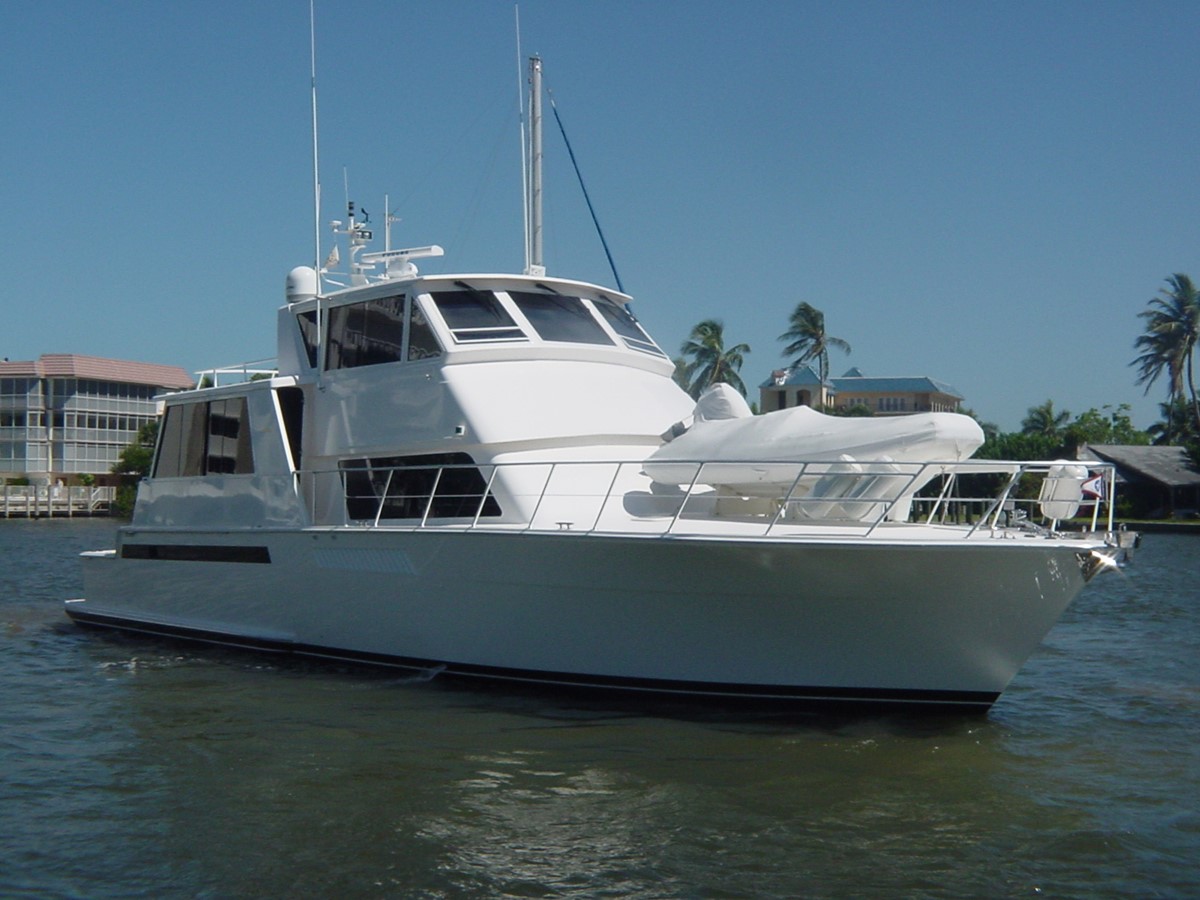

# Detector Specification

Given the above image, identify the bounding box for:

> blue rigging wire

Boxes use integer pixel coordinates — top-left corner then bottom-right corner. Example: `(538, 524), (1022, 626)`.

(547, 91), (625, 293)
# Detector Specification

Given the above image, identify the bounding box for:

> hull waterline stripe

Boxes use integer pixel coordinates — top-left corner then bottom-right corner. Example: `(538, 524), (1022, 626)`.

(64, 606), (999, 710)
(120, 544), (272, 564)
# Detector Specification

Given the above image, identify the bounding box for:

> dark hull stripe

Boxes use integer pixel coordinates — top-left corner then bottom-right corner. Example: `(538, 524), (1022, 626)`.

(120, 544), (271, 564)
(65, 606), (999, 712)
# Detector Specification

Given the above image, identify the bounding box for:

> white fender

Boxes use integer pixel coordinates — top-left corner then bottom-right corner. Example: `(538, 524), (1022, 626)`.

(1038, 462), (1088, 521)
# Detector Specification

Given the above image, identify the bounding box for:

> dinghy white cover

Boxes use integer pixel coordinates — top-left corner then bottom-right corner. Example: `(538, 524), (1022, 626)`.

(644, 384), (985, 500)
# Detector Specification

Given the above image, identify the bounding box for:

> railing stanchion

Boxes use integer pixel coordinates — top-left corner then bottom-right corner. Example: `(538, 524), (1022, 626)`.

(374, 469), (394, 527)
(666, 463), (706, 535)
(590, 462), (625, 533)
(967, 465), (1022, 538)
(926, 469), (955, 524)
(863, 463), (924, 537)
(420, 467), (444, 528)
(473, 465), (500, 529)
(766, 464), (809, 536)
(1107, 466), (1116, 534)
(524, 463), (555, 531)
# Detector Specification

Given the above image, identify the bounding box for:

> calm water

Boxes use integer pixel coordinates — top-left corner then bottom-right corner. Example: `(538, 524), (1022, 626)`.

(1, 519), (1197, 899)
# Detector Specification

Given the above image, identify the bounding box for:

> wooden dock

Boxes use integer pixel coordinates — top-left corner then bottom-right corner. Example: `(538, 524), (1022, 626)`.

(1, 485), (115, 518)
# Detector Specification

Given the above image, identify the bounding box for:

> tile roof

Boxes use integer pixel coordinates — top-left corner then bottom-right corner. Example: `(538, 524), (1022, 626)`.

(1079, 444), (1200, 488)
(757, 366), (964, 399)
(0, 354), (193, 389)
(832, 375), (964, 399)
(758, 365), (825, 388)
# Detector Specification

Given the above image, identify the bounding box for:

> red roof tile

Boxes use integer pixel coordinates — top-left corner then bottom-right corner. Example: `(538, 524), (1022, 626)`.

(0, 354), (193, 389)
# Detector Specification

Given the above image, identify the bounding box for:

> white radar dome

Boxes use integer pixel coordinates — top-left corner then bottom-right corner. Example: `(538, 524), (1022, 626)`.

(285, 266), (318, 303)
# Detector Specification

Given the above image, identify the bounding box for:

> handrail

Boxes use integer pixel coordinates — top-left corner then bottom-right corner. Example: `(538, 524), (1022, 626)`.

(194, 358), (279, 388)
(298, 456), (1123, 542)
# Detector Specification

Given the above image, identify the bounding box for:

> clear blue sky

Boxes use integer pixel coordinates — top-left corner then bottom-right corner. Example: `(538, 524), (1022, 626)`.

(2, 0), (1197, 431)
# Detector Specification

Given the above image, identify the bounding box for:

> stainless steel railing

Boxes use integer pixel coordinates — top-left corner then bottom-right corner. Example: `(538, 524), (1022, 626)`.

(298, 457), (1120, 540)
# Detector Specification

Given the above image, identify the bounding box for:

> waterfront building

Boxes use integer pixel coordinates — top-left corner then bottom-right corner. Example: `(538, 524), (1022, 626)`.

(760, 365), (965, 416)
(0, 354), (193, 482)
(1077, 443), (1200, 519)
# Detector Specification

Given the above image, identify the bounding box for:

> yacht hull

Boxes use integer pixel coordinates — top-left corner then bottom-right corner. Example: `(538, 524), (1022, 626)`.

(70, 528), (1094, 711)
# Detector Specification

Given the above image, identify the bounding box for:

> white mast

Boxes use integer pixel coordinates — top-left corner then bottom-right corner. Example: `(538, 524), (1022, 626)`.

(309, 0), (325, 389)
(309, 0), (322, 291)
(516, 7), (530, 272)
(526, 56), (545, 276)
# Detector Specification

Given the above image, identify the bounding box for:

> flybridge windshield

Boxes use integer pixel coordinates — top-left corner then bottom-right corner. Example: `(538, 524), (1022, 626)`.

(430, 289), (525, 343)
(428, 287), (665, 356)
(507, 291), (612, 345)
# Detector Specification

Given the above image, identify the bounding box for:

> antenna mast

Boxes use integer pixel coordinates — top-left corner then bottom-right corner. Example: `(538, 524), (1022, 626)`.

(526, 56), (545, 276)
(516, 7), (530, 272)
(309, 0), (322, 290)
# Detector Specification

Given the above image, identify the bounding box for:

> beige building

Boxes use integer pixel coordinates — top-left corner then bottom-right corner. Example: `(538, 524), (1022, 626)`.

(0, 354), (193, 482)
(760, 366), (965, 416)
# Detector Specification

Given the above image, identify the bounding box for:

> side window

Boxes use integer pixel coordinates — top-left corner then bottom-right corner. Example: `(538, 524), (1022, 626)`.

(297, 310), (319, 368)
(153, 399), (254, 477)
(430, 289), (526, 343)
(325, 295), (406, 370)
(154, 402), (206, 477)
(593, 298), (667, 357)
(206, 398), (253, 474)
(277, 387), (304, 472)
(360, 296), (406, 366)
(407, 301), (443, 361)
(153, 405), (184, 477)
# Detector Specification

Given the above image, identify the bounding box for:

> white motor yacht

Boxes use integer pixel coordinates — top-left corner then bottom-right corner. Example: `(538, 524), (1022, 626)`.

(67, 60), (1133, 712)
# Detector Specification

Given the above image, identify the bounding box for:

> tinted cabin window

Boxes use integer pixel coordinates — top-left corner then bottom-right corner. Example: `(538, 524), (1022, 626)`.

(508, 291), (615, 345)
(431, 289), (526, 343)
(154, 402), (206, 477)
(153, 399), (254, 477)
(206, 398), (252, 474)
(326, 295), (406, 370)
(593, 298), (666, 357)
(407, 302), (443, 361)
(297, 310), (319, 367)
(277, 387), (304, 471)
(340, 452), (501, 520)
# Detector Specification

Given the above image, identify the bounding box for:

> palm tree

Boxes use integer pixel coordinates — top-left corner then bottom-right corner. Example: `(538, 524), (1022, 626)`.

(1021, 399), (1070, 438)
(778, 302), (851, 383)
(1132, 273), (1200, 440)
(678, 319), (751, 399)
(1148, 398), (1196, 447)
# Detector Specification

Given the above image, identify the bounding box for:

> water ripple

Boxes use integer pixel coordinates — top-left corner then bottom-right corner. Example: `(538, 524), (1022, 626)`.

(1, 522), (1197, 898)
